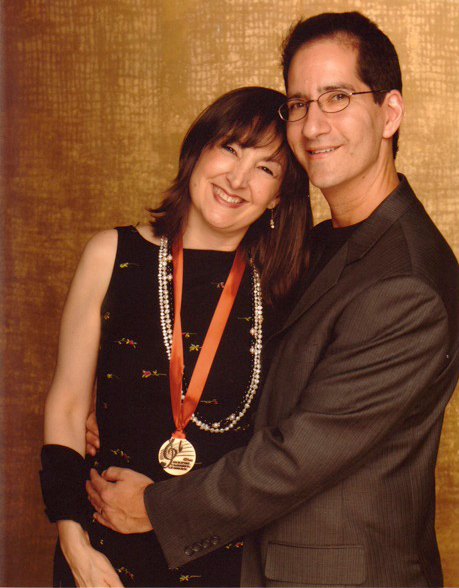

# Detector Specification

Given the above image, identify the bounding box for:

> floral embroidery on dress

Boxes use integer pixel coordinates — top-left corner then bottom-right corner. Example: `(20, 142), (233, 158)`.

(200, 399), (219, 405)
(231, 423), (251, 432)
(119, 262), (140, 269)
(179, 575), (202, 582)
(103, 312), (111, 320)
(110, 448), (131, 463)
(182, 331), (197, 338)
(238, 316), (252, 322)
(211, 281), (226, 289)
(115, 337), (137, 348)
(106, 373), (120, 380)
(117, 566), (135, 581)
(189, 343), (202, 352)
(142, 369), (167, 378)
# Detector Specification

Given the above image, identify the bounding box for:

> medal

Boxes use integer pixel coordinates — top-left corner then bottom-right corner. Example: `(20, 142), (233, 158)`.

(158, 437), (196, 476)
(158, 237), (246, 475)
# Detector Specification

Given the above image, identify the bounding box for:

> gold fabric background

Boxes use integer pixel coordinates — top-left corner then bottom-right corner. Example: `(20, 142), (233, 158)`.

(2, 1), (458, 585)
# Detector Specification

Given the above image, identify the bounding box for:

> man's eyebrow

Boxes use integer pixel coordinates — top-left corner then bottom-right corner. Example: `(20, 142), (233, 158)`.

(322, 83), (356, 92)
(288, 83), (356, 99)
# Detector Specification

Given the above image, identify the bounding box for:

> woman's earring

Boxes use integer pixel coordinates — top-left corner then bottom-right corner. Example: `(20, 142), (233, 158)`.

(270, 207), (275, 230)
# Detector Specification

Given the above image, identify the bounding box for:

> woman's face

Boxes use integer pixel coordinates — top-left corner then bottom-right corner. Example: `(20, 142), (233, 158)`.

(185, 135), (285, 249)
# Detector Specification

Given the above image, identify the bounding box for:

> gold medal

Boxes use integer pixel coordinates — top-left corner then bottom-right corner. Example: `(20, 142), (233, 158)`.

(158, 437), (196, 476)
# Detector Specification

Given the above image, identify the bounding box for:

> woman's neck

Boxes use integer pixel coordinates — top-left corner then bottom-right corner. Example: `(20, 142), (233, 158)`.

(182, 227), (244, 251)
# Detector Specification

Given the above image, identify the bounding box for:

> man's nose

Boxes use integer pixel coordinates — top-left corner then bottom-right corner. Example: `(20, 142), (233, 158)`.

(300, 102), (331, 139)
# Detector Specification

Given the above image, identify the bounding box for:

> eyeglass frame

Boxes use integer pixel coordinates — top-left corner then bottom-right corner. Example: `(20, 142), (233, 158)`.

(278, 89), (391, 122)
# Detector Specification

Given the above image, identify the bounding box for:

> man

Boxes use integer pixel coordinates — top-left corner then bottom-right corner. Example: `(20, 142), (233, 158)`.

(87, 12), (459, 586)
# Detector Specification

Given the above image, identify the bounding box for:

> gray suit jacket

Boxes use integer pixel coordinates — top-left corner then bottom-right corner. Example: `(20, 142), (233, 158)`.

(146, 177), (459, 587)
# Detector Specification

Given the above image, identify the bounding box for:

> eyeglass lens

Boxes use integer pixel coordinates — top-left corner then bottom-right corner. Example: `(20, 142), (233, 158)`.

(280, 91), (351, 121)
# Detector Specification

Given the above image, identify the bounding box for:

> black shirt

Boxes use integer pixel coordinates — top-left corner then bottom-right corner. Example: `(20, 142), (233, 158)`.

(281, 219), (363, 320)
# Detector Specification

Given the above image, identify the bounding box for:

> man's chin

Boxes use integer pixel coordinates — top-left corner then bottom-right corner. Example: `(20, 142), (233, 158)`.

(302, 162), (338, 189)
(307, 174), (339, 192)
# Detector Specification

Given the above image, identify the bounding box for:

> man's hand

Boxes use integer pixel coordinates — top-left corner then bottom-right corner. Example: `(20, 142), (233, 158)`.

(86, 467), (154, 534)
(85, 411), (100, 456)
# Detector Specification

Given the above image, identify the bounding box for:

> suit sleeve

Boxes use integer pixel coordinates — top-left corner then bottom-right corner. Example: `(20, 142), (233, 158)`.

(145, 275), (450, 568)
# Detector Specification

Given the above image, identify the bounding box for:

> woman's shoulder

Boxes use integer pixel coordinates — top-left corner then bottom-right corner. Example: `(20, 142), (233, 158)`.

(82, 229), (119, 266)
(79, 223), (160, 271)
(64, 230), (119, 308)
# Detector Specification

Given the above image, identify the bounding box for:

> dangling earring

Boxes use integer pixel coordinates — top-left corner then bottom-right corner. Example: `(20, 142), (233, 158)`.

(269, 207), (275, 230)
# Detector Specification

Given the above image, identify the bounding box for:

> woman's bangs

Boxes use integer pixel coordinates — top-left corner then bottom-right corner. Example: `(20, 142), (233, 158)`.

(213, 117), (286, 157)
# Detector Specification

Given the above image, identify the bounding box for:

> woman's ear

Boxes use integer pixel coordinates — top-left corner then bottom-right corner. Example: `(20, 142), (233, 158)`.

(268, 197), (280, 210)
(383, 90), (404, 139)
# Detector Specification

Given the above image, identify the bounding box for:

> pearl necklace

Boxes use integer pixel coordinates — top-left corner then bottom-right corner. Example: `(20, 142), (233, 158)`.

(158, 236), (263, 434)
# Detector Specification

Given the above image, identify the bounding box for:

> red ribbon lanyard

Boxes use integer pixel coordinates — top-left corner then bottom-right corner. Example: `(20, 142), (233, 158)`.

(169, 239), (246, 439)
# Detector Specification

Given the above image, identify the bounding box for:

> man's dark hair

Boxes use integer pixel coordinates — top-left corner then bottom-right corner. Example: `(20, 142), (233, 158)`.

(282, 11), (402, 158)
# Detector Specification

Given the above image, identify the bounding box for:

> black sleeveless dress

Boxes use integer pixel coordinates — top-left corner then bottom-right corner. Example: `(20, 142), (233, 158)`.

(54, 225), (275, 587)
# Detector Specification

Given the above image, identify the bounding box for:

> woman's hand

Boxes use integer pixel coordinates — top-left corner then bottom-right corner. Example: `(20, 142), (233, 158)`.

(85, 411), (100, 456)
(58, 520), (124, 587)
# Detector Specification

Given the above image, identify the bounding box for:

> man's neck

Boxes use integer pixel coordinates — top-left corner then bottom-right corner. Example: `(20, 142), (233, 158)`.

(324, 167), (400, 228)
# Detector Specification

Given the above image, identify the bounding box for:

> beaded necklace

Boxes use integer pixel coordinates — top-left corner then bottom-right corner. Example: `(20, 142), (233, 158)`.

(158, 236), (263, 434)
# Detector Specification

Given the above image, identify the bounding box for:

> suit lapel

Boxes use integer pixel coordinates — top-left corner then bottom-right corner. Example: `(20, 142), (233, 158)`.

(269, 175), (419, 341)
(276, 245), (348, 337)
(345, 176), (420, 264)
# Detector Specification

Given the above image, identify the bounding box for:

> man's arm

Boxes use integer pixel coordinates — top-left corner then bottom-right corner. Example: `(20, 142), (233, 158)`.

(144, 275), (451, 568)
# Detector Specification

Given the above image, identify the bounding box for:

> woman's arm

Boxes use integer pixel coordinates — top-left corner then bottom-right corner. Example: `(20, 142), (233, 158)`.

(45, 229), (117, 451)
(44, 229), (123, 587)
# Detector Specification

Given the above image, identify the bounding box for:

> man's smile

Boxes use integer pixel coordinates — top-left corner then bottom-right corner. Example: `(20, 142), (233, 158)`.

(307, 146), (339, 156)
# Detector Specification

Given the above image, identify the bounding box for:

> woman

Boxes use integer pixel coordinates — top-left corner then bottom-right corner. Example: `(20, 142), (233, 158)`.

(41, 86), (312, 587)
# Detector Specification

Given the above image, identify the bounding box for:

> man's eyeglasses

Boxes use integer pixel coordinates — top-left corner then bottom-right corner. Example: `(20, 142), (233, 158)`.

(278, 89), (390, 122)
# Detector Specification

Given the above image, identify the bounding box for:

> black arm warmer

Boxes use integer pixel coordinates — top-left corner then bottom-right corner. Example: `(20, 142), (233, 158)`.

(40, 444), (93, 529)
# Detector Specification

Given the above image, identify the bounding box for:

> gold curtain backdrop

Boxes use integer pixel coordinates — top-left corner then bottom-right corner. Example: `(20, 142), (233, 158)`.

(2, 0), (458, 585)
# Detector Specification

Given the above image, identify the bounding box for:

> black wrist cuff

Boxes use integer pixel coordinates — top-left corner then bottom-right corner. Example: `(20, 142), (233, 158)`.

(39, 444), (93, 529)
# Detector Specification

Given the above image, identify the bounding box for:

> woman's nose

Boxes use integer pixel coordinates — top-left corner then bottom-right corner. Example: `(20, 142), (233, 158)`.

(227, 162), (250, 188)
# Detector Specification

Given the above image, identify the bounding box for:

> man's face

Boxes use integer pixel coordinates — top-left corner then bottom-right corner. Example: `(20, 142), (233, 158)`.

(286, 38), (389, 196)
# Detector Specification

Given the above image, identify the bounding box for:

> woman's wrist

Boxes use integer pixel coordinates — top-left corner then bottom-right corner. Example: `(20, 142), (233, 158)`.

(57, 519), (91, 562)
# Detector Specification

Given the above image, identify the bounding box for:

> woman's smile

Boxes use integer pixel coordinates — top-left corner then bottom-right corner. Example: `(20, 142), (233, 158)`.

(212, 184), (246, 207)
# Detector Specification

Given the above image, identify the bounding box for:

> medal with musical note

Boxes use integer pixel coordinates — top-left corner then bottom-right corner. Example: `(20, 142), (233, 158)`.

(158, 437), (196, 476)
(158, 238), (246, 476)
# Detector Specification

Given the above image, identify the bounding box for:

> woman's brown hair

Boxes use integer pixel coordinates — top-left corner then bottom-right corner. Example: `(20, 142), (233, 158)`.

(149, 86), (312, 305)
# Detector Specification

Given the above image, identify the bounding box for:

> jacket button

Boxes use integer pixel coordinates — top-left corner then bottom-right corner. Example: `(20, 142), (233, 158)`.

(192, 542), (203, 552)
(202, 539), (210, 548)
(184, 546), (194, 557)
(210, 535), (220, 545)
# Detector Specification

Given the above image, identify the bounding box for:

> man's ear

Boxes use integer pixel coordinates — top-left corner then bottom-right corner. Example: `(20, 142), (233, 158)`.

(382, 90), (404, 139)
